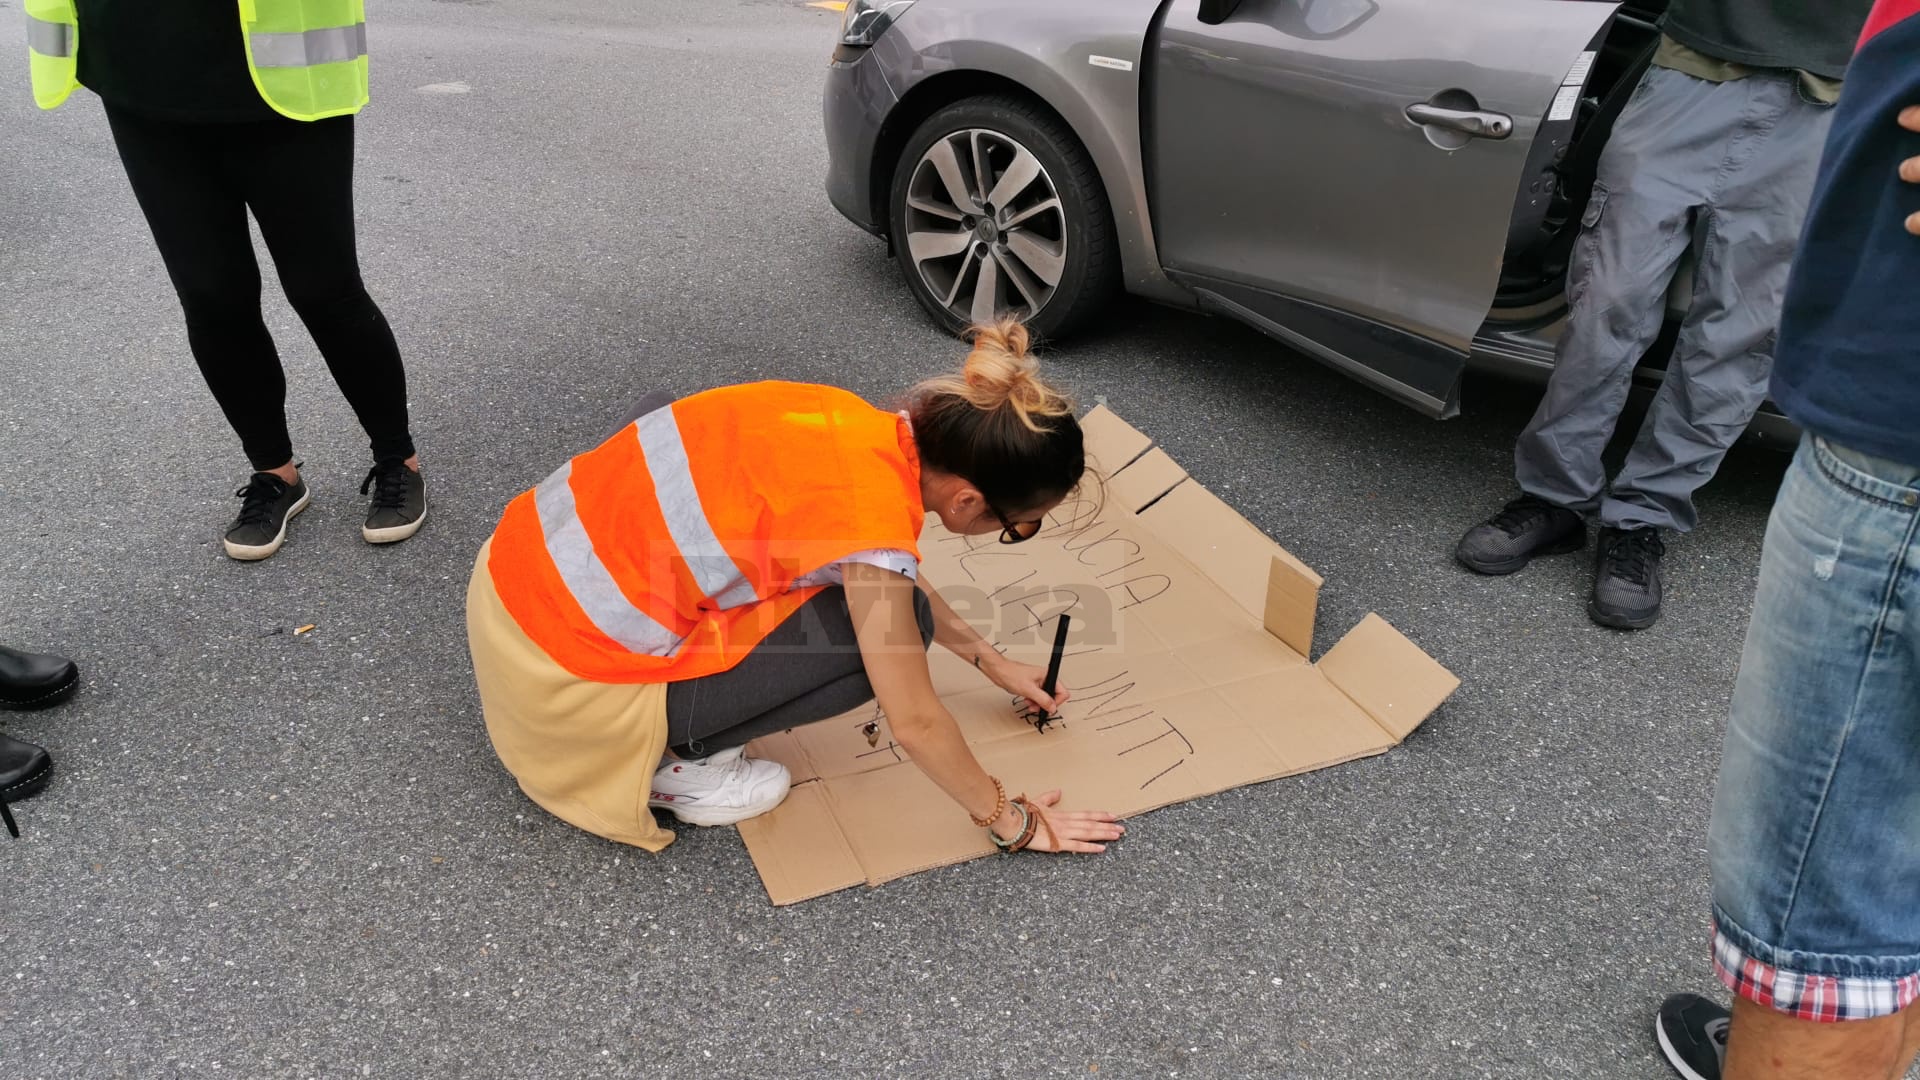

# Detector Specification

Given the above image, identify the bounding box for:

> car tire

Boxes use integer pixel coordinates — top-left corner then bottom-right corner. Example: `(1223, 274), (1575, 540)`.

(888, 95), (1118, 339)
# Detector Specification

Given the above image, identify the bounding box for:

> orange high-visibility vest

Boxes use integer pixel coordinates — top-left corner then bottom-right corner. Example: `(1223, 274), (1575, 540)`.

(488, 382), (926, 683)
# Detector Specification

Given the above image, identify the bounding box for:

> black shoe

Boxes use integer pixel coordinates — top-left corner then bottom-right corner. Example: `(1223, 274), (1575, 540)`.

(0, 644), (78, 710)
(1455, 495), (1586, 575)
(1655, 992), (1729, 1080)
(1591, 526), (1665, 629)
(224, 469), (311, 561)
(360, 460), (426, 544)
(0, 731), (53, 803)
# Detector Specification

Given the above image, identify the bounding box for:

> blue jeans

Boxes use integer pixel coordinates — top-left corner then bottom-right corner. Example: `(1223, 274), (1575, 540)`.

(1708, 435), (1920, 1019)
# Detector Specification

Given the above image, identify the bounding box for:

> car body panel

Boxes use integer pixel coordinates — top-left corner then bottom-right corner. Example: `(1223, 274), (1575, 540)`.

(826, 0), (1191, 303)
(824, 44), (902, 233)
(1149, 0), (1618, 414)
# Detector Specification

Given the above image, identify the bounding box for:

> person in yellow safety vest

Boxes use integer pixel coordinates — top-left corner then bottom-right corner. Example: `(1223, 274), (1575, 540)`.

(467, 322), (1128, 855)
(21, 0), (426, 561)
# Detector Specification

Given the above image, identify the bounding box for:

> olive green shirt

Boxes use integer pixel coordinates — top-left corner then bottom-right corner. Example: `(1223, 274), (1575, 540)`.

(1653, 35), (1843, 104)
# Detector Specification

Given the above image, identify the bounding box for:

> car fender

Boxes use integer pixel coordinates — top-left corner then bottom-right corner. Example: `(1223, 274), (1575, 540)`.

(871, 0), (1190, 305)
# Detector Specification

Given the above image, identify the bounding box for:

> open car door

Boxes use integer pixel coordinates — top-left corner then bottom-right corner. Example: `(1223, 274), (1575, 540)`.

(1147, 0), (1621, 417)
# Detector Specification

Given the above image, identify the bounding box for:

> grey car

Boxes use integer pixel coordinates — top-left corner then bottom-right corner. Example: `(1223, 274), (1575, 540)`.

(822, 0), (1793, 441)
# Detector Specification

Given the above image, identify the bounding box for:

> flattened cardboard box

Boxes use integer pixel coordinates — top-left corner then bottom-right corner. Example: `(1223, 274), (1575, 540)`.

(738, 407), (1459, 905)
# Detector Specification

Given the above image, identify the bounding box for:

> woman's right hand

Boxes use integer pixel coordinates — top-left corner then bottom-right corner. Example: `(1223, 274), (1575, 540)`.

(992, 790), (1125, 853)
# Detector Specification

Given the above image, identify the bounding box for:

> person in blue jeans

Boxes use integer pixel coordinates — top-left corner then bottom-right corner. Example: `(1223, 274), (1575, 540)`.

(1654, 2), (1920, 1077)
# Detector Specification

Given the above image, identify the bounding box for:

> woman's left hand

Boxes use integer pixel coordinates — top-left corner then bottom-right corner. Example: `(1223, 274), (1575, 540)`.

(997, 790), (1123, 854)
(984, 655), (1071, 714)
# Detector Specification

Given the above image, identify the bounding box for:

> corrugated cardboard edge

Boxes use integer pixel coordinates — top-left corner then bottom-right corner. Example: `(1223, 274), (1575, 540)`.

(1262, 554), (1321, 659)
(1080, 405), (1153, 476)
(864, 847), (996, 888)
(1316, 613), (1461, 742)
(737, 781), (865, 905)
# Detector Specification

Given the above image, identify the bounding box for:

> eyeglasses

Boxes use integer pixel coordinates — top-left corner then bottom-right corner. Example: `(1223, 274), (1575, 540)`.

(988, 503), (1044, 545)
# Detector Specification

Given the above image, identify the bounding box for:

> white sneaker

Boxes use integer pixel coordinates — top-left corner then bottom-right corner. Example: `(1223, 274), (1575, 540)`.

(647, 747), (791, 826)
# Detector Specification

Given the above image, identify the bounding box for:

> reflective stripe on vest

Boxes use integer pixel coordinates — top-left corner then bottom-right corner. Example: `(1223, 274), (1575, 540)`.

(23, 0), (80, 109)
(249, 22), (366, 68)
(528, 408), (764, 653)
(633, 408), (762, 612)
(25, 15), (72, 57)
(533, 463), (686, 657)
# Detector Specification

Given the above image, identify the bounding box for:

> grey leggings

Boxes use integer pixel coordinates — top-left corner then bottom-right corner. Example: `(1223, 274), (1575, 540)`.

(610, 393), (936, 757)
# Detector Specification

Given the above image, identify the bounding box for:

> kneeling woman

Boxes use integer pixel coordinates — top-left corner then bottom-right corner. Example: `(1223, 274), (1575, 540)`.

(467, 323), (1122, 856)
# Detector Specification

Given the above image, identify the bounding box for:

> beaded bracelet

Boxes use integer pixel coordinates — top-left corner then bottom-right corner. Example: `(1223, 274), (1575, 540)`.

(970, 776), (1008, 828)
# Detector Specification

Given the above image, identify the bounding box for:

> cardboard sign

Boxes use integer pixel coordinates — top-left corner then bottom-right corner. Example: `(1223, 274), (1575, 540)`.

(738, 408), (1459, 904)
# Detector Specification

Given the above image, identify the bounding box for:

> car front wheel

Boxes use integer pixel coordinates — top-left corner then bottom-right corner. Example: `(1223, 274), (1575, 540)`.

(888, 95), (1118, 338)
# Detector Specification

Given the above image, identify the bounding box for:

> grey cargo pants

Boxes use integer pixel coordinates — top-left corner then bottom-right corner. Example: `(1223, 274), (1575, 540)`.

(1514, 65), (1834, 532)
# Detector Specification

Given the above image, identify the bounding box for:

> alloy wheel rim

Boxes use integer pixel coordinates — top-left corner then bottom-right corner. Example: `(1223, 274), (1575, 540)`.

(904, 128), (1067, 325)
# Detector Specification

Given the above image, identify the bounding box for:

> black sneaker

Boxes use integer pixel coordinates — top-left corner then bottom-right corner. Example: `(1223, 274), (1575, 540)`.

(360, 460), (426, 544)
(224, 470), (311, 561)
(1455, 494), (1586, 575)
(1655, 992), (1729, 1080)
(1591, 525), (1665, 629)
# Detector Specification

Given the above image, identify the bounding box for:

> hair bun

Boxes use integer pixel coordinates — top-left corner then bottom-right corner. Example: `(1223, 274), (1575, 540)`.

(959, 319), (1069, 432)
(968, 319), (1031, 363)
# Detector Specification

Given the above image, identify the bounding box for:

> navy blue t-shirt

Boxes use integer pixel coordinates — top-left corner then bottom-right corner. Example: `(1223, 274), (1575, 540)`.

(1770, 0), (1920, 465)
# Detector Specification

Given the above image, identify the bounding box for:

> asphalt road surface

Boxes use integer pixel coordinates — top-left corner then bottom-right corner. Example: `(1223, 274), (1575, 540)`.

(0, 1), (1821, 1077)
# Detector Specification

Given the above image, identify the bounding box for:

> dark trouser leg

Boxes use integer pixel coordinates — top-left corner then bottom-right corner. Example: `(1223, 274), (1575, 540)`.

(1512, 66), (1706, 512)
(1601, 75), (1832, 533)
(666, 585), (936, 756)
(104, 105), (294, 472)
(241, 116), (416, 465)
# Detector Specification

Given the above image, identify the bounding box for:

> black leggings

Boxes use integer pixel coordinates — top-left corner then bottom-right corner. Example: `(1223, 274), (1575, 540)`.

(665, 586), (935, 756)
(104, 105), (415, 471)
(614, 393), (937, 756)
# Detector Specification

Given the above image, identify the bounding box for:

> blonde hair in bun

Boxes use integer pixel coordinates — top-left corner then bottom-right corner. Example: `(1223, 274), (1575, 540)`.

(913, 319), (1074, 434)
(906, 320), (1087, 516)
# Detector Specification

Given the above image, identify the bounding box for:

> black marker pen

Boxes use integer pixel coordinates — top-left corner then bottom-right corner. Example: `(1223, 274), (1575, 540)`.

(1038, 613), (1071, 726)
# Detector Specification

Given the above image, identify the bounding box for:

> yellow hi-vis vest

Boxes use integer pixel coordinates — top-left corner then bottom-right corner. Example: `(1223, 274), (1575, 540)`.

(23, 0), (369, 121)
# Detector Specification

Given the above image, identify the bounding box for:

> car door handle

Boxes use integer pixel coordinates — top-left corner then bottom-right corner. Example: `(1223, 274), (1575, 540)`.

(1405, 102), (1512, 140)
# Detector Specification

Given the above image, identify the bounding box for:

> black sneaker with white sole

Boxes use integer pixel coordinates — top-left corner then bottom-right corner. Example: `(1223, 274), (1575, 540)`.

(360, 460), (426, 545)
(1455, 494), (1586, 575)
(224, 470), (311, 561)
(1655, 992), (1729, 1080)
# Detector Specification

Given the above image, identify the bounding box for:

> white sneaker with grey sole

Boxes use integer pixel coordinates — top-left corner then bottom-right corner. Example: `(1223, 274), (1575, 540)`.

(647, 746), (790, 826)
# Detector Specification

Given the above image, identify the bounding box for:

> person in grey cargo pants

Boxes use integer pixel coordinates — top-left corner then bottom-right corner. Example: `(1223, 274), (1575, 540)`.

(1455, 0), (1870, 630)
